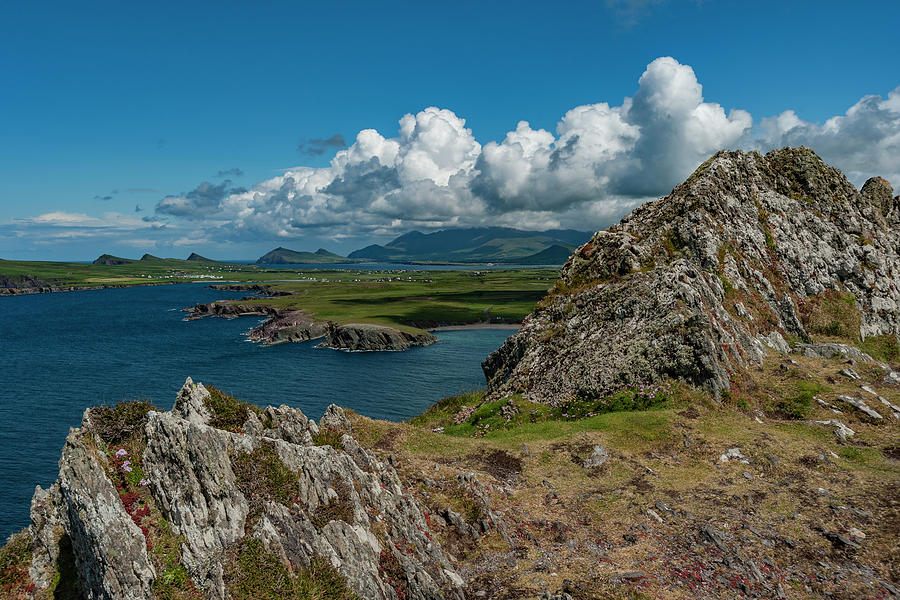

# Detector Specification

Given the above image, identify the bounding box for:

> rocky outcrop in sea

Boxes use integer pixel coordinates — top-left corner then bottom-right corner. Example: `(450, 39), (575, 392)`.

(483, 147), (900, 403)
(186, 299), (437, 351)
(318, 323), (437, 352)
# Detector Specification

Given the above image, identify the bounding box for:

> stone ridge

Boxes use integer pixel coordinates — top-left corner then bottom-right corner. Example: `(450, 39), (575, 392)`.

(483, 147), (900, 402)
(26, 378), (464, 600)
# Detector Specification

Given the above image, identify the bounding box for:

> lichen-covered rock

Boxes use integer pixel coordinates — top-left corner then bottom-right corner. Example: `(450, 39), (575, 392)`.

(172, 376), (213, 425)
(793, 343), (876, 362)
(28, 483), (63, 590)
(142, 410), (251, 596)
(861, 176), (898, 218)
(319, 323), (437, 351)
(255, 439), (461, 600)
(57, 429), (156, 599)
(320, 404), (353, 433)
(262, 403), (319, 445)
(20, 378), (463, 600)
(484, 147), (900, 402)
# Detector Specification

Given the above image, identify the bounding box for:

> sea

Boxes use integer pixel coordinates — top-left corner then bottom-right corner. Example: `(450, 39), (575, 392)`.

(0, 282), (515, 541)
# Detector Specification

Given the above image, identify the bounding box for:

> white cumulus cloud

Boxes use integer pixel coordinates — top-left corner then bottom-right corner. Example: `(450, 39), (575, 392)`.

(138, 56), (898, 243)
(754, 86), (900, 185)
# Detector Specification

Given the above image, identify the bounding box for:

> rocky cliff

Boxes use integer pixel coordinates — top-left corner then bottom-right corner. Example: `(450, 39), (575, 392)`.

(19, 379), (464, 600)
(484, 147), (900, 403)
(319, 323), (437, 352)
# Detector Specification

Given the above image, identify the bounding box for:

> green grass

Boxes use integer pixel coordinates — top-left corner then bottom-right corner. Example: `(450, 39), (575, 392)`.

(411, 382), (685, 448)
(407, 390), (484, 428)
(0, 256), (266, 288)
(422, 404), (676, 453)
(552, 384), (673, 419)
(775, 381), (826, 419)
(90, 400), (157, 446)
(799, 289), (861, 339)
(310, 478), (354, 528)
(859, 334), (900, 363)
(0, 530), (33, 597)
(835, 446), (885, 469)
(205, 386), (264, 433)
(231, 440), (299, 516)
(151, 519), (203, 600)
(312, 427), (345, 450)
(235, 268), (557, 333)
(2, 258), (557, 335)
(224, 538), (358, 600)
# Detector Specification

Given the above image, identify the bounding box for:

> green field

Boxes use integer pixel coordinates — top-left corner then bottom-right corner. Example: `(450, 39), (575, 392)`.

(0, 257), (273, 288)
(205, 268), (559, 332)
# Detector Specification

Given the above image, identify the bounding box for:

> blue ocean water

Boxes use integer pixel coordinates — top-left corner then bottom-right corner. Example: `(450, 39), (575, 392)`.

(0, 283), (513, 541)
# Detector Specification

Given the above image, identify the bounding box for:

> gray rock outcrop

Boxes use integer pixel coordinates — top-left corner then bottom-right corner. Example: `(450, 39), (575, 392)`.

(25, 378), (463, 600)
(483, 147), (900, 402)
(793, 343), (876, 362)
(51, 426), (156, 599)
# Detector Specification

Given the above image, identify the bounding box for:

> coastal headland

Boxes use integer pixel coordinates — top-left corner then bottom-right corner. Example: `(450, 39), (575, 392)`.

(183, 269), (555, 351)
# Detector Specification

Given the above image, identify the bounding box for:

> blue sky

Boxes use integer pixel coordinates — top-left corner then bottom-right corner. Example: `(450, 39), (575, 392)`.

(1, 0), (898, 260)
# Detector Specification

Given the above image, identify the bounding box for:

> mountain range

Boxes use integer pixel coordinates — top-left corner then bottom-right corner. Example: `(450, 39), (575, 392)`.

(90, 228), (593, 267)
(255, 247), (355, 265)
(256, 227), (592, 265)
(91, 253), (222, 266)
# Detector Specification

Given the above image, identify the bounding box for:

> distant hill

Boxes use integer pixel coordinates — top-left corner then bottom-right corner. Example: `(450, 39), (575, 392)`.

(513, 244), (577, 265)
(257, 247), (356, 265)
(347, 227), (590, 264)
(93, 253), (227, 265)
(92, 254), (133, 266)
(186, 253), (220, 263)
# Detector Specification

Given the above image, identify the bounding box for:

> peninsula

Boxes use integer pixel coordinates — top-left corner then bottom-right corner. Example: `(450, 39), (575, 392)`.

(184, 268), (557, 351)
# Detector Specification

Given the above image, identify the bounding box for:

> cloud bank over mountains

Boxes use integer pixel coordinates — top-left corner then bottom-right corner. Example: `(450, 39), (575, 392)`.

(157, 57), (761, 240)
(154, 56), (898, 244)
(9, 56), (899, 254)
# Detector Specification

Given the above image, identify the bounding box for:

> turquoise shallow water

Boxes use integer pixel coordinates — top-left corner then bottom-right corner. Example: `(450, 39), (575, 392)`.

(0, 283), (513, 541)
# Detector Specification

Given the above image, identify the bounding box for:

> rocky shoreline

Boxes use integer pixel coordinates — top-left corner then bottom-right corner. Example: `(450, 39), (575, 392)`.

(0, 279), (177, 296)
(185, 297), (438, 351)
